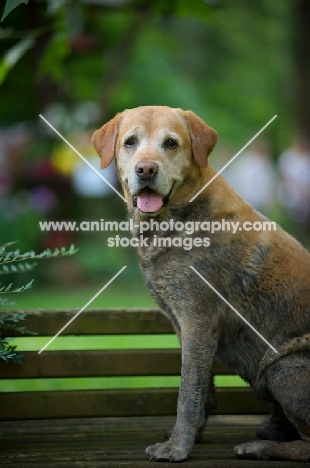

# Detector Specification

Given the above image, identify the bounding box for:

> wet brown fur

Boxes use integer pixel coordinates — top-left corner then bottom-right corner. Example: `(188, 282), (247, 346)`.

(93, 106), (310, 463)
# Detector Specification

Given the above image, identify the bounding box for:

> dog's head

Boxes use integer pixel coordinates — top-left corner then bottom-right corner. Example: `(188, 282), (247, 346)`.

(92, 106), (218, 216)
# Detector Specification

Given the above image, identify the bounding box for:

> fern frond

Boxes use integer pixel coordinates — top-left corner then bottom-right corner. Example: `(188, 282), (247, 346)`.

(0, 279), (34, 294)
(0, 344), (24, 363)
(0, 262), (37, 275)
(0, 244), (78, 265)
(0, 312), (37, 335)
(0, 312), (25, 325)
(0, 242), (18, 255)
(0, 298), (15, 307)
(0, 241), (76, 363)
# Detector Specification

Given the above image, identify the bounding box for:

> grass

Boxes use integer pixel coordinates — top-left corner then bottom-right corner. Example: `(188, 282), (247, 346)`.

(5, 279), (157, 309)
(1, 375), (247, 393)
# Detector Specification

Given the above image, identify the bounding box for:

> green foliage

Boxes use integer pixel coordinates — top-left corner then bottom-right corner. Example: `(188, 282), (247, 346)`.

(0, 242), (78, 363)
(0, 262), (36, 275)
(0, 0), (302, 285)
(0, 311), (34, 364)
(0, 36), (34, 83)
(0, 0), (293, 148)
(0, 241), (77, 264)
(1, 0), (29, 22)
(38, 32), (70, 82)
(0, 280), (34, 294)
(134, 0), (212, 19)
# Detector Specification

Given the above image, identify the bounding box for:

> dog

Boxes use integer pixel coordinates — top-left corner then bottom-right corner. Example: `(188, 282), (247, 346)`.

(92, 106), (310, 463)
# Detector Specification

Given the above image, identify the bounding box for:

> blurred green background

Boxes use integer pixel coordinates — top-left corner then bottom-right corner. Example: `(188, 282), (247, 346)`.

(1, 0), (310, 391)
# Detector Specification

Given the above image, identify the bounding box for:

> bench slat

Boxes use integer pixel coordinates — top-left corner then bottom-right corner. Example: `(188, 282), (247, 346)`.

(5, 309), (173, 336)
(1, 309), (269, 423)
(0, 388), (267, 420)
(0, 350), (234, 378)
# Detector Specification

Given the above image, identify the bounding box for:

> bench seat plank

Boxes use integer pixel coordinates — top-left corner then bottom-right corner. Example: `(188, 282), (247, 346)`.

(0, 388), (268, 420)
(0, 350), (233, 378)
(6, 309), (173, 336)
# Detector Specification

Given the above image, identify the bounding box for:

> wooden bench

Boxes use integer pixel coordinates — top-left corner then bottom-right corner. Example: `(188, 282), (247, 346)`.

(0, 309), (306, 467)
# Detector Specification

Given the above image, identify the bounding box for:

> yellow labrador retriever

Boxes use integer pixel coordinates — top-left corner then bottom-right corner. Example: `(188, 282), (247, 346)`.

(93, 106), (310, 463)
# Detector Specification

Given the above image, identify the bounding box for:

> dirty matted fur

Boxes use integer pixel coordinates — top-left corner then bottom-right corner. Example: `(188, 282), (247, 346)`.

(92, 106), (310, 463)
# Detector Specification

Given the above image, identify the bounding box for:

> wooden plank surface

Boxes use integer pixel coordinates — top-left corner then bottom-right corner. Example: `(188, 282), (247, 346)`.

(4, 309), (173, 336)
(0, 415), (308, 467)
(0, 388), (268, 420)
(0, 350), (233, 378)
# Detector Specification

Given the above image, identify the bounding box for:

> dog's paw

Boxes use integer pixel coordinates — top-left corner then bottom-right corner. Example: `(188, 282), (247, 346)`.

(234, 441), (271, 460)
(145, 440), (188, 462)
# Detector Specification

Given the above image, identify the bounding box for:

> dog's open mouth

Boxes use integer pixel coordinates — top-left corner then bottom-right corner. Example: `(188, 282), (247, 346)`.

(132, 183), (175, 213)
(134, 188), (164, 213)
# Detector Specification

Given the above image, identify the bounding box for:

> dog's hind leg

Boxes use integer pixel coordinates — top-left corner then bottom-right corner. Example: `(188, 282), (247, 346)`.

(234, 440), (310, 462)
(235, 353), (310, 462)
(256, 401), (300, 442)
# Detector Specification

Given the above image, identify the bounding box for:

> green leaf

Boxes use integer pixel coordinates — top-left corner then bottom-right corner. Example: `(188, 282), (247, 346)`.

(0, 312), (36, 331)
(0, 36), (34, 84)
(0, 244), (77, 265)
(0, 242), (18, 254)
(3, 253), (12, 262)
(39, 32), (70, 82)
(13, 279), (34, 292)
(0, 345), (20, 363)
(0, 27), (13, 39)
(0, 312), (25, 324)
(1, 0), (29, 22)
(47, 0), (67, 16)
(0, 283), (13, 293)
(0, 262), (37, 275)
(0, 298), (15, 307)
(0, 279), (34, 293)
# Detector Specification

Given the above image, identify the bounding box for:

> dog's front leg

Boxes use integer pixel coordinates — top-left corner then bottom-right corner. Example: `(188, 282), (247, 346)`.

(145, 319), (219, 462)
(164, 367), (216, 443)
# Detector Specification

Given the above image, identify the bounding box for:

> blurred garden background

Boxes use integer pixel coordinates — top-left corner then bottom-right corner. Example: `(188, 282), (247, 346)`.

(1, 0), (310, 390)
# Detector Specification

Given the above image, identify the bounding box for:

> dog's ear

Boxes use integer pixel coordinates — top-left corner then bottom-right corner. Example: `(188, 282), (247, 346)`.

(92, 114), (121, 169)
(182, 110), (218, 168)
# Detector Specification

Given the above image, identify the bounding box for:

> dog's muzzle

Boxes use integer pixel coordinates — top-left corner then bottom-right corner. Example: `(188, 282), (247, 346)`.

(132, 161), (175, 213)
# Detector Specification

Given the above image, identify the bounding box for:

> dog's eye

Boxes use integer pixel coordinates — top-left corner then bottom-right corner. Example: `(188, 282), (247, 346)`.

(164, 138), (178, 149)
(125, 137), (137, 148)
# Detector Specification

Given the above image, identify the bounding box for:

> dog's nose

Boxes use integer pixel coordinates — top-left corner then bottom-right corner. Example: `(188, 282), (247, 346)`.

(135, 162), (158, 181)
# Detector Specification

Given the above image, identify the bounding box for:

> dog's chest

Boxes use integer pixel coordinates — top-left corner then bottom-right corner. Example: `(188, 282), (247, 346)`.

(139, 245), (192, 331)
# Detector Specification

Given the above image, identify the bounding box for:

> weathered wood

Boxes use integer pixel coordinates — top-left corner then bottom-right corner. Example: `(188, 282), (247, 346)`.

(0, 307), (285, 467)
(5, 309), (173, 336)
(0, 388), (268, 420)
(0, 415), (308, 468)
(0, 350), (233, 378)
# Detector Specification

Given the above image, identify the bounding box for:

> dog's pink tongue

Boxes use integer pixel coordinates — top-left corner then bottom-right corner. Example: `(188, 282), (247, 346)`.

(137, 189), (163, 212)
